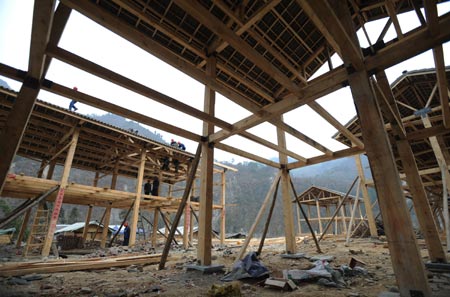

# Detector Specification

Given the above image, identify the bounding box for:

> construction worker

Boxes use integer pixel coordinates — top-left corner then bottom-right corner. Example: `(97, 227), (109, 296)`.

(178, 141), (186, 150)
(69, 86), (78, 111)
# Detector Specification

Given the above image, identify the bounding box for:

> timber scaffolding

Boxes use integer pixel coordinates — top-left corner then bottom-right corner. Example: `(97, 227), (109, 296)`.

(0, 86), (233, 251)
(0, 1), (449, 296)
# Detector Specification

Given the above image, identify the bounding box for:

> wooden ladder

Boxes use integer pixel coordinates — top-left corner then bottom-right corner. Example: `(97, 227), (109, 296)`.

(24, 205), (50, 257)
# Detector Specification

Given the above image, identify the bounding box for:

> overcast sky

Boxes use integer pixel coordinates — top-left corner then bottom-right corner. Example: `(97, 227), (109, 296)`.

(0, 1), (449, 164)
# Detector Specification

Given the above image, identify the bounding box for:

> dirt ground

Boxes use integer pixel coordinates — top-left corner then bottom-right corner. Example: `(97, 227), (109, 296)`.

(1, 236), (449, 296)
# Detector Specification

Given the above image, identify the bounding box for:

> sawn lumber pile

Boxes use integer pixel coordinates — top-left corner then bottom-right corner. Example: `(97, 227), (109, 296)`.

(0, 253), (163, 277)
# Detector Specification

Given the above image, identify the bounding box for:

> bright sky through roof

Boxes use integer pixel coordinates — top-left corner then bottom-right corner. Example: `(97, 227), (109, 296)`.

(0, 1), (449, 164)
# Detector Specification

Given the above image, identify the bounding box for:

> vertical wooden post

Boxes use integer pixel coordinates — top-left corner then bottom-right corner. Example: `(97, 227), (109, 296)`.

(340, 197), (348, 234)
(82, 205), (93, 242)
(100, 203), (112, 248)
(375, 70), (445, 261)
(354, 155), (378, 236)
(220, 170), (226, 246)
(349, 70), (431, 296)
(296, 204), (302, 235)
(42, 128), (79, 256)
(111, 161), (119, 190)
(129, 148), (146, 246)
(190, 185), (195, 243)
(16, 209), (32, 248)
(93, 171), (99, 187)
(198, 56), (216, 266)
(277, 117), (296, 253)
(316, 199), (322, 234)
(152, 207), (159, 247)
(183, 199), (191, 249)
(46, 160), (56, 180)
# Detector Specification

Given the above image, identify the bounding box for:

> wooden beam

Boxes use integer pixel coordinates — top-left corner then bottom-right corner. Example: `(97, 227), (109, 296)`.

(42, 2), (71, 77)
(152, 208), (159, 247)
(173, 0), (302, 95)
(375, 70), (446, 262)
(28, 0), (56, 78)
(42, 128), (79, 256)
(288, 146), (365, 170)
(197, 56), (216, 266)
(298, 0), (363, 70)
(308, 101), (364, 148)
(215, 142), (279, 168)
(129, 149), (146, 246)
(385, 0), (404, 39)
(277, 117), (296, 253)
(46, 46), (233, 132)
(0, 1), (56, 193)
(432, 45), (450, 128)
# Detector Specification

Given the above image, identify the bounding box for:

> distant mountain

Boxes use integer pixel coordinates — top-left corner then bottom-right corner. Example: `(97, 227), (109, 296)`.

(0, 79), (11, 89)
(89, 113), (166, 143)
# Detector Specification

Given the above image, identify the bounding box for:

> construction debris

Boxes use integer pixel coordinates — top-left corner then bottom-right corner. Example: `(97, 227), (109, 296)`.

(264, 278), (297, 291)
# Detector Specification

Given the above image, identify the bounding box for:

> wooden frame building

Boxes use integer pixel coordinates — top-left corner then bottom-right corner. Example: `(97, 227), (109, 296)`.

(0, 1), (449, 296)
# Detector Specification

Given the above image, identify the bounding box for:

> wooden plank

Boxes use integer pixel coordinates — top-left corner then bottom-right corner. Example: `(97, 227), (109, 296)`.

(42, 128), (79, 256)
(220, 171), (226, 246)
(129, 149), (146, 246)
(214, 142), (279, 168)
(385, 0), (403, 39)
(0, 254), (162, 277)
(346, 180), (361, 244)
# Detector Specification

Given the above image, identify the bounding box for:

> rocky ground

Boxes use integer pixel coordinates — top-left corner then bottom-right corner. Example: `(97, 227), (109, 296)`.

(0, 236), (449, 296)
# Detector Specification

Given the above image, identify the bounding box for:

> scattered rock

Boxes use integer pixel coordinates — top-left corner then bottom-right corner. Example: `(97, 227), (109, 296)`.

(22, 274), (44, 281)
(81, 287), (92, 294)
(349, 249), (364, 255)
(40, 284), (55, 290)
(310, 255), (335, 262)
(347, 293), (360, 297)
(241, 283), (251, 291)
(8, 277), (29, 285)
(388, 286), (399, 293)
(317, 278), (337, 287)
(208, 282), (241, 296)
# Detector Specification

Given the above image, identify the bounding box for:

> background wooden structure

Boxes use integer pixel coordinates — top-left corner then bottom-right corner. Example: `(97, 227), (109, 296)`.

(0, 1), (449, 295)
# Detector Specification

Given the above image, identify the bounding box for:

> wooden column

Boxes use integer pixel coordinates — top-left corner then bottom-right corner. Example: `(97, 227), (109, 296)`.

(339, 198), (348, 234)
(277, 117), (296, 253)
(46, 160), (56, 180)
(198, 56), (216, 265)
(42, 128), (79, 256)
(0, 0), (56, 193)
(441, 162), (450, 252)
(82, 205), (93, 242)
(190, 185), (195, 243)
(346, 180), (361, 244)
(316, 199), (322, 234)
(354, 155), (378, 236)
(350, 70), (431, 295)
(220, 170), (226, 246)
(15, 209), (32, 248)
(152, 208), (159, 247)
(100, 203), (112, 248)
(129, 148), (146, 246)
(375, 70), (445, 261)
